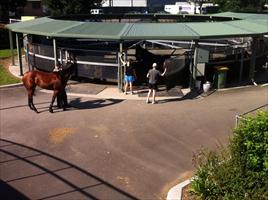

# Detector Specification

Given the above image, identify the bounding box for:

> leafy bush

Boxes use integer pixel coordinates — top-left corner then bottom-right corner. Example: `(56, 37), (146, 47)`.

(190, 111), (268, 200)
(231, 111), (268, 174)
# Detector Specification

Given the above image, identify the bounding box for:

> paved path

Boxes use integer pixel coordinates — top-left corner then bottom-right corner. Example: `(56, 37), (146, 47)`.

(0, 85), (267, 199)
(8, 62), (189, 101)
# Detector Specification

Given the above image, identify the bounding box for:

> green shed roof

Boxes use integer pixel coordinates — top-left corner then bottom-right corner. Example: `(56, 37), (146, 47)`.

(6, 12), (268, 40)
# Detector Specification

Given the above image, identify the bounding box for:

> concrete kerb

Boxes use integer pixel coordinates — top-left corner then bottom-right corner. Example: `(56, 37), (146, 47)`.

(166, 178), (193, 200)
(0, 82), (23, 88)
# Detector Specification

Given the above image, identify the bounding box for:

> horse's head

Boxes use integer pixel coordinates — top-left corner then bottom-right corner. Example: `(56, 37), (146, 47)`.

(61, 62), (76, 82)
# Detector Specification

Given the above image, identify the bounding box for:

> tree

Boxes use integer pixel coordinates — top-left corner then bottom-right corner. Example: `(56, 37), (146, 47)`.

(0, 0), (26, 22)
(212, 0), (267, 12)
(43, 0), (103, 16)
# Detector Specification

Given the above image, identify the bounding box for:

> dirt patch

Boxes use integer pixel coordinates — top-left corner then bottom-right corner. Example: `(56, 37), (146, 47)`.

(182, 184), (196, 200)
(48, 128), (75, 144)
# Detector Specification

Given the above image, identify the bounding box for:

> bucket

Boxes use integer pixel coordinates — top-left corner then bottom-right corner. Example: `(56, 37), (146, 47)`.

(203, 81), (211, 92)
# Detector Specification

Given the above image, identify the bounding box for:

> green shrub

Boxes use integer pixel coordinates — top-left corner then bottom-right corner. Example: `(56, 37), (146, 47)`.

(190, 111), (268, 200)
(0, 49), (17, 58)
(0, 65), (21, 85)
(231, 111), (268, 174)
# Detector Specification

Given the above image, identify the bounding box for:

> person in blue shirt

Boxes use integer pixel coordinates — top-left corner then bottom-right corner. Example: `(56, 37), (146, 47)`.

(120, 54), (137, 95)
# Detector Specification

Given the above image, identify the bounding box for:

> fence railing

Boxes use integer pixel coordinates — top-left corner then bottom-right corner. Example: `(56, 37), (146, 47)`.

(9, 18), (21, 24)
(235, 104), (268, 128)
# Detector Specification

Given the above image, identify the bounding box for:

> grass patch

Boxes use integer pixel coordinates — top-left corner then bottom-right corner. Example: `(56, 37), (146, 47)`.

(0, 49), (17, 59)
(0, 64), (21, 85)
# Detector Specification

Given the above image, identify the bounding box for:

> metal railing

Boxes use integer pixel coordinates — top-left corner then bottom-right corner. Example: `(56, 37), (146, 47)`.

(9, 18), (21, 24)
(235, 104), (268, 128)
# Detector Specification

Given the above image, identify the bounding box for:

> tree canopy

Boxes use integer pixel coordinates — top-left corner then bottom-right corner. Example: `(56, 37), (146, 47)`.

(0, 0), (26, 22)
(212, 0), (268, 12)
(43, 0), (103, 16)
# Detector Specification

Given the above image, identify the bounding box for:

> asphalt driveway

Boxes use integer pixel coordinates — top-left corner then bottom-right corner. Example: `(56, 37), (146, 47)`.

(1, 85), (267, 199)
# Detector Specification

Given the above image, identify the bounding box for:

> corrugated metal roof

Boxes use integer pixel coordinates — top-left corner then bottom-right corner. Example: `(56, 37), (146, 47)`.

(6, 12), (268, 40)
(186, 22), (253, 38)
(121, 23), (199, 40)
(55, 22), (130, 39)
(213, 12), (268, 20)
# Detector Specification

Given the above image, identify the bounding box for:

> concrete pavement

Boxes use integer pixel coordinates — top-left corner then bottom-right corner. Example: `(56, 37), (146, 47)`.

(8, 62), (189, 101)
(1, 85), (267, 199)
(2, 59), (268, 199)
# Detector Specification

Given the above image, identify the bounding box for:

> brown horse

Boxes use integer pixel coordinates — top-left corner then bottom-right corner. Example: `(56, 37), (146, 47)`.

(22, 62), (76, 113)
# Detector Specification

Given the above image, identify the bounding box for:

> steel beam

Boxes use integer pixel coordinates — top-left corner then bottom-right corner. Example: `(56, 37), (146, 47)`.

(239, 48), (244, 83)
(16, 33), (23, 76)
(249, 37), (257, 81)
(118, 42), (123, 91)
(53, 38), (58, 66)
(8, 31), (15, 66)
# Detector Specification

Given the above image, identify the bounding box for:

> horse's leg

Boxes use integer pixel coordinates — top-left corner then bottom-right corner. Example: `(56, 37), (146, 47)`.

(28, 88), (38, 113)
(28, 93), (33, 110)
(49, 90), (59, 113)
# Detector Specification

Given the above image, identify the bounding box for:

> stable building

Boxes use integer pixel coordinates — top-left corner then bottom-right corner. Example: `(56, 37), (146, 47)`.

(6, 12), (268, 91)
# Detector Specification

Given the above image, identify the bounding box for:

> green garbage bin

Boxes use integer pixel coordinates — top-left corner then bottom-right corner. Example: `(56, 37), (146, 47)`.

(214, 66), (228, 89)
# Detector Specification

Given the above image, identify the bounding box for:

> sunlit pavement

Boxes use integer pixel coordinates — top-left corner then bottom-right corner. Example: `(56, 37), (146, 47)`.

(1, 85), (267, 199)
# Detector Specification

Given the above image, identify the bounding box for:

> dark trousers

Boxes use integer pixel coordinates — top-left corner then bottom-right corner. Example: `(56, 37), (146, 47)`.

(57, 88), (68, 108)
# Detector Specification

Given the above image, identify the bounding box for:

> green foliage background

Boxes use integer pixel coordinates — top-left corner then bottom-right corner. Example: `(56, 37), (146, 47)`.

(212, 0), (268, 12)
(43, 0), (103, 16)
(191, 111), (268, 200)
(0, 0), (27, 22)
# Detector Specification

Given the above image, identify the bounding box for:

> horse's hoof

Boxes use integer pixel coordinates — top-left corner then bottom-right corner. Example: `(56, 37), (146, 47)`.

(49, 108), (53, 113)
(34, 110), (39, 114)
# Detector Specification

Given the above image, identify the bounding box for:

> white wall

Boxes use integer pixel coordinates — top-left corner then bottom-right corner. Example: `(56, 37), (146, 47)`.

(102, 0), (147, 7)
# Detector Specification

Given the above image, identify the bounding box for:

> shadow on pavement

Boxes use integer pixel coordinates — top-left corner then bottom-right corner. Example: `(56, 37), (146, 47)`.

(69, 98), (123, 110)
(158, 90), (204, 104)
(0, 180), (30, 200)
(1, 98), (123, 114)
(0, 101), (52, 111)
(0, 139), (139, 200)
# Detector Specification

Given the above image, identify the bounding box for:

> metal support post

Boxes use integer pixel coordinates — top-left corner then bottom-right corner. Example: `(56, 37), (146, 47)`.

(16, 33), (23, 76)
(118, 42), (123, 92)
(59, 49), (63, 64)
(53, 38), (58, 66)
(249, 37), (257, 81)
(191, 41), (199, 90)
(65, 50), (68, 63)
(9, 31), (15, 66)
(26, 43), (31, 71)
(239, 48), (244, 83)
